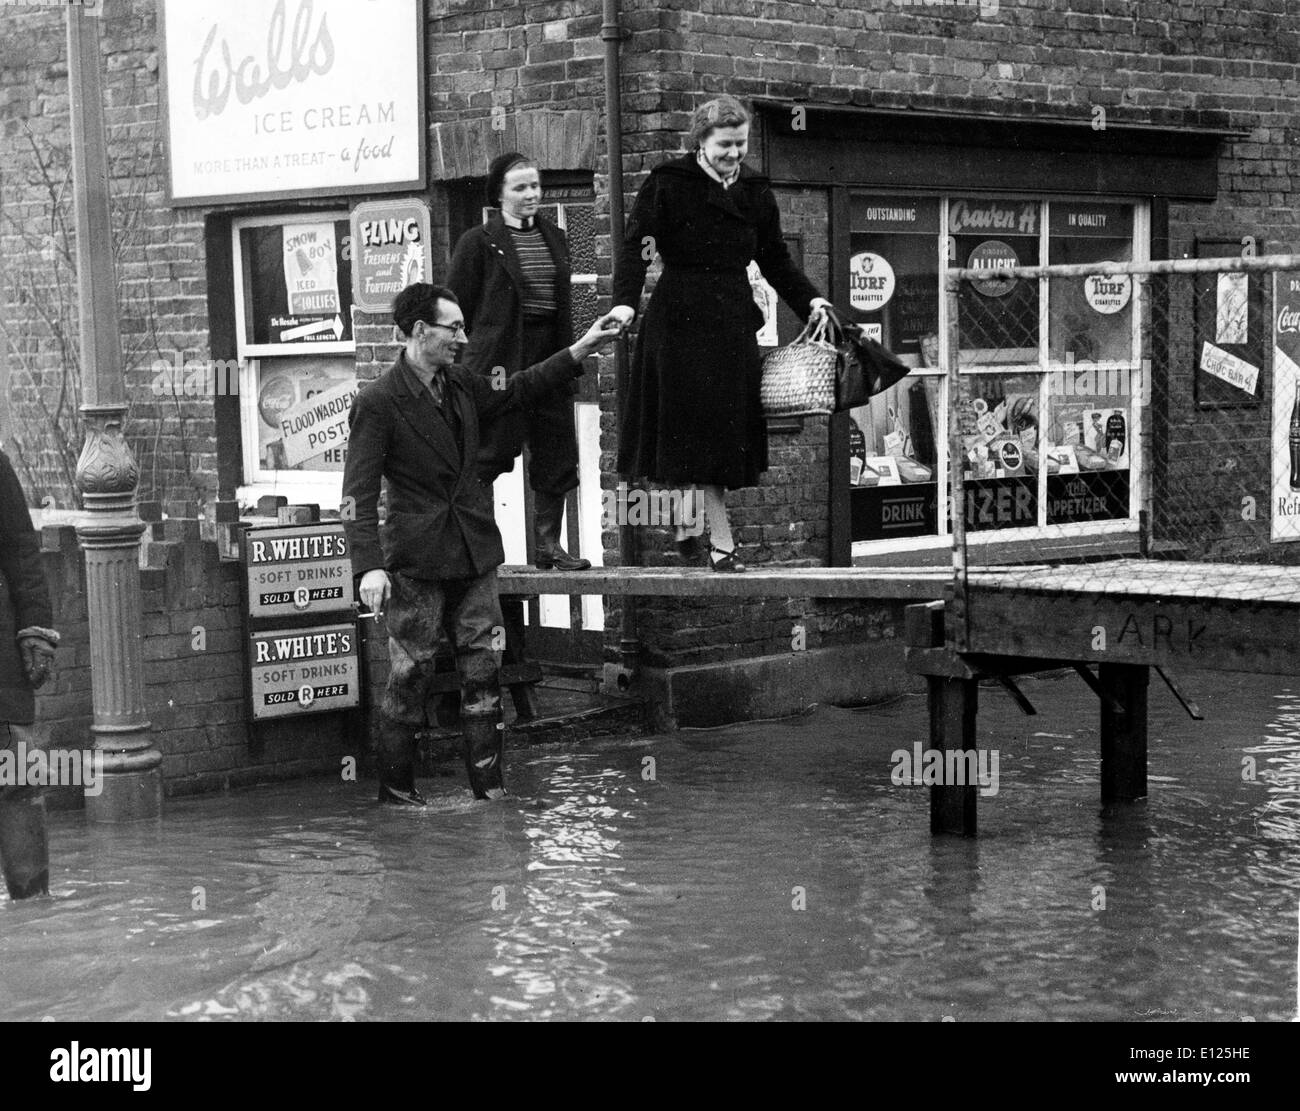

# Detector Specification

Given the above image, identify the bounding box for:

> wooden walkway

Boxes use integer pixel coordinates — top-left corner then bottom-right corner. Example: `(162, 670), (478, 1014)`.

(498, 564), (951, 600)
(906, 557), (1300, 836)
(495, 556), (1296, 838)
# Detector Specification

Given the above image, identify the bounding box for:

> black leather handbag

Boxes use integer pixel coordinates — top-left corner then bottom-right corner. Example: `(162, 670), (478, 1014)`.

(830, 308), (913, 411)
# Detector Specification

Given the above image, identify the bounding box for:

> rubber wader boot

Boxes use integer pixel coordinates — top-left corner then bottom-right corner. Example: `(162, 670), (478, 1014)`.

(532, 491), (590, 571)
(376, 723), (426, 806)
(0, 789), (49, 900)
(460, 710), (507, 800)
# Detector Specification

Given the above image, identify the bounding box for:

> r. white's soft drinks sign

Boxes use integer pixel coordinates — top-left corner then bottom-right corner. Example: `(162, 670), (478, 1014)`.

(1271, 273), (1300, 541)
(161, 0), (424, 205)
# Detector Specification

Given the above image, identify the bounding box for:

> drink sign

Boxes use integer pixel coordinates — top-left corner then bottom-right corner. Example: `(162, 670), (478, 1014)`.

(848, 252), (896, 311)
(245, 523), (355, 618)
(249, 623), (361, 719)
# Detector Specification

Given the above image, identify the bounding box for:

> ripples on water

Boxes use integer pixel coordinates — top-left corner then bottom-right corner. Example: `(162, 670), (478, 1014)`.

(0, 669), (1296, 1021)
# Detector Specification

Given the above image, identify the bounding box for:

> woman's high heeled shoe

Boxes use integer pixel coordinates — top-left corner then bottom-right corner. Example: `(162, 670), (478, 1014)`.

(708, 545), (745, 573)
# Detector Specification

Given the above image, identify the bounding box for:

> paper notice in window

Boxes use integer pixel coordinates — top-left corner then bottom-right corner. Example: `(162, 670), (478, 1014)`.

(278, 379), (361, 467)
(283, 223), (341, 317)
(1216, 272), (1248, 344)
(1200, 341), (1259, 395)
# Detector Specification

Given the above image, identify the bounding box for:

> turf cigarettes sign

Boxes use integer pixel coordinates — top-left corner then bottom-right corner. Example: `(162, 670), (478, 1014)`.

(161, 0), (424, 204)
(249, 623), (360, 719)
(245, 524), (354, 618)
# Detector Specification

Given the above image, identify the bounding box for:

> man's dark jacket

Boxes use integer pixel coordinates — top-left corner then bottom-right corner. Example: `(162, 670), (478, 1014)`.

(342, 347), (582, 581)
(0, 450), (53, 723)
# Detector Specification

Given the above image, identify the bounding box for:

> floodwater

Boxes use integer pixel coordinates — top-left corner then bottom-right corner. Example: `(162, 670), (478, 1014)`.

(1, 667), (1297, 1022)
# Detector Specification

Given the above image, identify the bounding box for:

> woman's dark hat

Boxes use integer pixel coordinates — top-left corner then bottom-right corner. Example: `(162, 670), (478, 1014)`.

(486, 151), (532, 206)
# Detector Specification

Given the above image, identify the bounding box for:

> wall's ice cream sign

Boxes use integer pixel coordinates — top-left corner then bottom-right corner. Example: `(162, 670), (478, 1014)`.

(162, 0), (423, 204)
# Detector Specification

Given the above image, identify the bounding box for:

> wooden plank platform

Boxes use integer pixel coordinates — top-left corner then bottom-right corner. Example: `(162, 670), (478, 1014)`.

(498, 564), (953, 599)
(966, 559), (1300, 604)
(958, 559), (1300, 675)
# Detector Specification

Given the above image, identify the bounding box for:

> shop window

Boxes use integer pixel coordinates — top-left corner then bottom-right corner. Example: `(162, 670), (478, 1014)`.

(951, 196), (1041, 366)
(232, 214), (357, 500)
(843, 194), (1147, 551)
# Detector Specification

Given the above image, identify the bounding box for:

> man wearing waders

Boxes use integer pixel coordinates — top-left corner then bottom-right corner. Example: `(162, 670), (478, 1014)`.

(0, 448), (58, 899)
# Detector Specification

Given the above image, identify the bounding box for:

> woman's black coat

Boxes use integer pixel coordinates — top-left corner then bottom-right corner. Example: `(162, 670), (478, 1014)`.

(0, 450), (52, 724)
(613, 154), (823, 489)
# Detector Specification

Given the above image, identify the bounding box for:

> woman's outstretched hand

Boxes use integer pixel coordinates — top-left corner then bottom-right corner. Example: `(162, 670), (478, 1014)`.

(569, 317), (627, 361)
(596, 306), (636, 335)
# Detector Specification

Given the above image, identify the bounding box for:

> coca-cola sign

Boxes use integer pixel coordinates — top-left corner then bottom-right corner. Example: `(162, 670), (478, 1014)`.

(162, 0), (424, 205)
(1272, 272), (1300, 542)
(1274, 277), (1300, 368)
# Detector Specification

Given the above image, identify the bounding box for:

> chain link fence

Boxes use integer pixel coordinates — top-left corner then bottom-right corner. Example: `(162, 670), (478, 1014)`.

(944, 253), (1300, 620)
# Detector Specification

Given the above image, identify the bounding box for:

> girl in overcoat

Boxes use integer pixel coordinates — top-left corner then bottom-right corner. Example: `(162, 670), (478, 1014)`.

(447, 152), (590, 571)
(603, 96), (832, 571)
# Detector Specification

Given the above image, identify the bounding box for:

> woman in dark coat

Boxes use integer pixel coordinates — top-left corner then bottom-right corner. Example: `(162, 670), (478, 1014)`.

(447, 152), (590, 571)
(0, 448), (58, 899)
(604, 95), (832, 571)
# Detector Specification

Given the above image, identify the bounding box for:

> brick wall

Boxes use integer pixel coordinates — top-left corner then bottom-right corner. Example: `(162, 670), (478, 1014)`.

(33, 517), (359, 800)
(0, 3), (213, 513)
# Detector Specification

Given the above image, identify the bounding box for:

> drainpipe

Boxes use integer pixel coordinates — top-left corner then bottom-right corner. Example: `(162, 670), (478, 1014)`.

(602, 0), (639, 675)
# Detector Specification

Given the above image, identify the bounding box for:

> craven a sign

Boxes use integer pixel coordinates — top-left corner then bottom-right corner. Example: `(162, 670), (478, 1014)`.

(249, 623), (360, 719)
(161, 0), (425, 205)
(245, 523), (354, 618)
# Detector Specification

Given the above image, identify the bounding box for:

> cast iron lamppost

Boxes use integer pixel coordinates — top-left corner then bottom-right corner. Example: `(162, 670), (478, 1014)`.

(67, 2), (161, 820)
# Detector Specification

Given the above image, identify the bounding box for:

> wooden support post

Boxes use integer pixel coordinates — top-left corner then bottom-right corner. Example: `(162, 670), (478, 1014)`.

(907, 601), (980, 836)
(501, 597), (539, 721)
(1099, 663), (1149, 803)
(928, 675), (980, 835)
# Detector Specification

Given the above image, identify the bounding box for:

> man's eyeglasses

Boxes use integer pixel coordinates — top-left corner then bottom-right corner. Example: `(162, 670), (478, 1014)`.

(424, 321), (467, 338)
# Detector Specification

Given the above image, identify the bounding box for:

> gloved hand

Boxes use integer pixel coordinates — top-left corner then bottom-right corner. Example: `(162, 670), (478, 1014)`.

(16, 629), (58, 689)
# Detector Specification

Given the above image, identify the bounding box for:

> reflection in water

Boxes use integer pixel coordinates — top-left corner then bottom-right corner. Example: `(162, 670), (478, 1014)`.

(0, 668), (1296, 1021)
(1249, 691), (1300, 841)
(481, 763), (636, 1019)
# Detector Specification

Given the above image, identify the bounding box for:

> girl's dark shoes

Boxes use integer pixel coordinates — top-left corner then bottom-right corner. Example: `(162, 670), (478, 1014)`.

(708, 545), (745, 573)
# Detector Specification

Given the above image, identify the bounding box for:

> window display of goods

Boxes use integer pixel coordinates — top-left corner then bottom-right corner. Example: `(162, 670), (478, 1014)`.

(895, 457), (932, 483)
